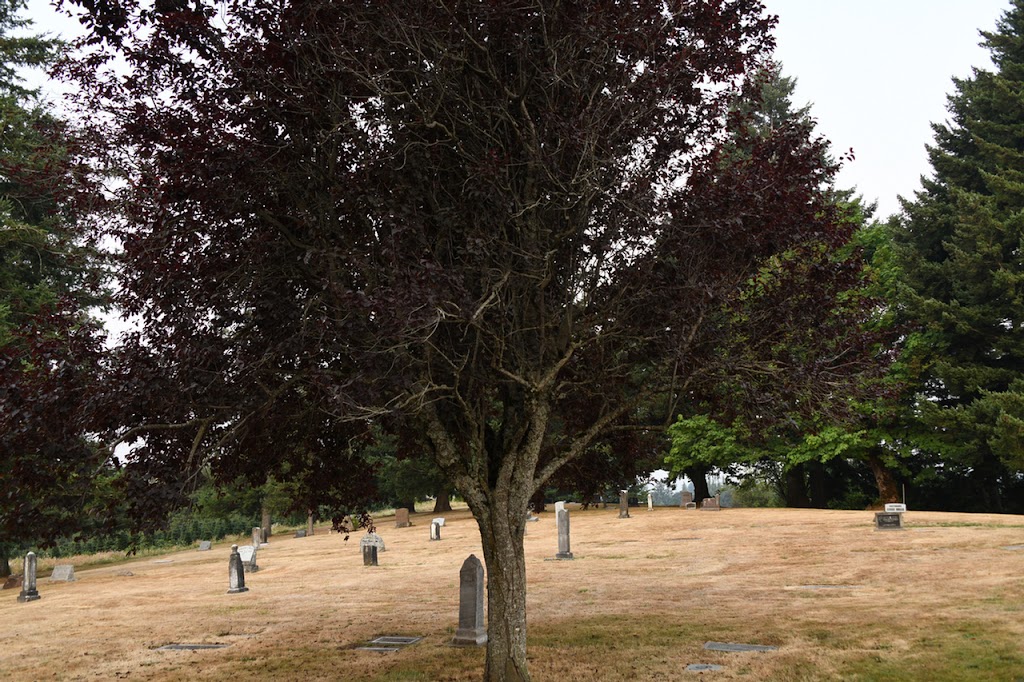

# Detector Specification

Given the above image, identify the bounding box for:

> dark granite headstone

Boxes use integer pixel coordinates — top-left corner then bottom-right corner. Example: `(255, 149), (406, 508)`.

(294, 530), (307, 538)
(874, 512), (903, 530)
(452, 555), (487, 646)
(363, 544), (378, 566)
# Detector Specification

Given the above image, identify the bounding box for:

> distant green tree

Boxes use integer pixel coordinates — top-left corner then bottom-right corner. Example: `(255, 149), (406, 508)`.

(894, 1), (1024, 511)
(0, 0), (109, 576)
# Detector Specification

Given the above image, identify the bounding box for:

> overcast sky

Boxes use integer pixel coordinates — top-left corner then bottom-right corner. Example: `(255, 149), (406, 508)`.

(22, 0), (1014, 219)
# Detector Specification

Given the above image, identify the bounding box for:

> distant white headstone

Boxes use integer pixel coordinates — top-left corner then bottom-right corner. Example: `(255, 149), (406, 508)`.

(554, 501), (566, 513)
(49, 565), (76, 582)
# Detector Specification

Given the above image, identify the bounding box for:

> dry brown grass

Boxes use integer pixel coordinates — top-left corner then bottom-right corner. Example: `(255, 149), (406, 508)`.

(2, 506), (1023, 681)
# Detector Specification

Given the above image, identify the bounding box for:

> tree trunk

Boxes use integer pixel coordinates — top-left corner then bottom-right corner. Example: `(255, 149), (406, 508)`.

(807, 460), (828, 509)
(0, 554), (10, 579)
(529, 489), (545, 514)
(685, 465), (711, 504)
(784, 464), (811, 508)
(433, 483), (453, 513)
(261, 504), (271, 541)
(865, 449), (900, 504)
(307, 510), (315, 536)
(476, 501), (530, 682)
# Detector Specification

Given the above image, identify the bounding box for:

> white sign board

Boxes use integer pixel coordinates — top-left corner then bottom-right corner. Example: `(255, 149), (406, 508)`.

(884, 503), (907, 513)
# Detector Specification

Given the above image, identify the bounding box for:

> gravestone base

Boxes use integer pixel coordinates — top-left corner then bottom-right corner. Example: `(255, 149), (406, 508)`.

(17, 589), (40, 603)
(226, 585), (249, 594)
(555, 551), (574, 560)
(452, 629), (488, 647)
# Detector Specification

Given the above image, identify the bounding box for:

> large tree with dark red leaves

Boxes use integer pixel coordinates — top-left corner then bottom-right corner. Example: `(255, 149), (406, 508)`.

(64, 2), (878, 678)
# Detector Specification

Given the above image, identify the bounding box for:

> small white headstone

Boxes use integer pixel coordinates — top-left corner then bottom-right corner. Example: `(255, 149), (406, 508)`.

(432, 517), (446, 527)
(238, 545), (256, 563)
(554, 501), (566, 513)
(50, 565), (75, 582)
(647, 496), (654, 511)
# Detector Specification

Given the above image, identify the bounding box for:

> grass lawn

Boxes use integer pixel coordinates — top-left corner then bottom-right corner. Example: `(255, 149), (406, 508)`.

(1, 506), (1022, 680)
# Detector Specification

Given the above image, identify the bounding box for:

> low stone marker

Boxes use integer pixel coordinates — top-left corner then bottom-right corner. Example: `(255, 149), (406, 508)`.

(525, 513), (539, 523)
(363, 544), (378, 566)
(238, 545), (259, 572)
(874, 511), (904, 530)
(395, 508), (411, 528)
(452, 555), (487, 646)
(50, 565), (75, 582)
(227, 545), (248, 594)
(555, 509), (573, 560)
(360, 532), (386, 553)
(430, 521), (442, 541)
(198, 540), (212, 551)
(681, 491), (694, 507)
(618, 491), (630, 519)
(158, 643), (230, 651)
(17, 552), (39, 603)
(252, 526), (262, 547)
(294, 530), (307, 538)
(684, 502), (697, 510)
(704, 641), (778, 653)
(701, 496), (721, 511)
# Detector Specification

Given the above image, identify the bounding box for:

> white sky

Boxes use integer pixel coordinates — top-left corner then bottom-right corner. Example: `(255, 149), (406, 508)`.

(21, 0), (1013, 219)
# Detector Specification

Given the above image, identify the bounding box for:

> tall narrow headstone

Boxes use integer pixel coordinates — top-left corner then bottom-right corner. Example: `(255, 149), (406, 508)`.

(430, 521), (441, 541)
(363, 544), (378, 566)
(452, 555), (487, 646)
(227, 545), (248, 594)
(618, 491), (630, 519)
(17, 552), (39, 602)
(395, 508), (411, 528)
(307, 512), (315, 536)
(555, 509), (573, 560)
(647, 495), (654, 511)
(252, 526), (262, 547)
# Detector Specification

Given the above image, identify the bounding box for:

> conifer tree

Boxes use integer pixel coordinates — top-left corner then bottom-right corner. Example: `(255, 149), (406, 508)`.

(896, 0), (1024, 510)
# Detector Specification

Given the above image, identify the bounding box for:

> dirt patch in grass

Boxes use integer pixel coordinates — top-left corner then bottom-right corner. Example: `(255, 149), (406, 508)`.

(2, 507), (1023, 680)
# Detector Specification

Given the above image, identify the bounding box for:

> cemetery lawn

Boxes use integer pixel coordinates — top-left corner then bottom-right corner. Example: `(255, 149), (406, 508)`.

(1, 507), (1023, 681)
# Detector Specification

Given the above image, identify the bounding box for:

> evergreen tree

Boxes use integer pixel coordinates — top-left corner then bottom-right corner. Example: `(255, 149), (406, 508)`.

(896, 1), (1024, 511)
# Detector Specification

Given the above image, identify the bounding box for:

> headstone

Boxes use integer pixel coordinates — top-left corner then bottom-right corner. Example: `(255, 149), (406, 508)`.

(874, 512), (903, 530)
(884, 503), (907, 513)
(430, 521), (441, 541)
(701, 496), (721, 511)
(198, 540), (212, 551)
(238, 544), (259, 572)
(360, 532), (386, 553)
(704, 641), (778, 653)
(227, 544), (248, 594)
(294, 530), (307, 538)
(618, 491), (630, 519)
(252, 526), (262, 547)
(49, 565), (75, 582)
(681, 491), (694, 507)
(647, 495), (654, 511)
(363, 544), (378, 566)
(307, 512), (315, 536)
(432, 517), (446, 527)
(555, 509), (573, 560)
(17, 552), (39, 602)
(554, 501), (566, 513)
(2, 574), (22, 590)
(525, 513), (539, 523)
(395, 508), (410, 528)
(452, 555), (487, 646)
(684, 502), (697, 510)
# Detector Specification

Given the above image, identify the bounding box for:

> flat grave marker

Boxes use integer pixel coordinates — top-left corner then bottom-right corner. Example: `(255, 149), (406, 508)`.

(157, 644), (230, 651)
(874, 512), (904, 530)
(704, 641), (778, 653)
(686, 664), (724, 672)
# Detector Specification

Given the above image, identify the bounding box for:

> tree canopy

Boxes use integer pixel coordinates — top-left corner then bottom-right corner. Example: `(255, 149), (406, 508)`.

(64, 2), (882, 679)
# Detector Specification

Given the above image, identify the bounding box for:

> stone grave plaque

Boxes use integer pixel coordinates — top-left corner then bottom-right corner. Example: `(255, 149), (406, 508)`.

(704, 641), (778, 653)
(701, 496), (721, 511)
(395, 508), (411, 528)
(294, 530), (307, 538)
(686, 664), (724, 671)
(157, 643), (230, 651)
(874, 512), (903, 530)
(198, 540), (212, 551)
(49, 565), (76, 582)
(370, 636), (422, 645)
(684, 502), (697, 510)
(1002, 544), (1024, 551)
